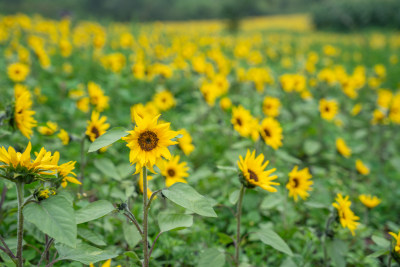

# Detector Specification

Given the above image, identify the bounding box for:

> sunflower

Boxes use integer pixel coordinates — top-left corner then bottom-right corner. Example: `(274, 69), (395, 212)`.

(219, 97), (232, 111)
(57, 129), (70, 145)
(38, 121), (58, 135)
(237, 150), (279, 192)
(332, 193), (360, 236)
(88, 82), (109, 112)
(153, 90), (176, 111)
(58, 161), (81, 188)
(122, 112), (179, 174)
(178, 129), (195, 156)
(231, 105), (259, 141)
(86, 111), (110, 142)
(260, 117), (283, 150)
(130, 102), (159, 123)
(76, 97), (90, 113)
(319, 99), (338, 121)
(8, 62), (30, 82)
(160, 155), (189, 187)
(336, 138), (351, 158)
(286, 166), (313, 202)
(355, 159), (370, 175)
(14, 90), (37, 139)
(262, 96), (280, 117)
(389, 231), (400, 254)
(359, 194), (381, 209)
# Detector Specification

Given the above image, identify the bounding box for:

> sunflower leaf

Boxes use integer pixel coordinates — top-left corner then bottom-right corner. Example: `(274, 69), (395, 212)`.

(75, 200), (115, 224)
(88, 127), (128, 153)
(257, 229), (293, 256)
(158, 213), (193, 232)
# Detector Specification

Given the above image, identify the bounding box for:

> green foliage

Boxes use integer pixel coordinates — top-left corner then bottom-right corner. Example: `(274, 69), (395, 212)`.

(158, 213), (193, 232)
(75, 200), (115, 224)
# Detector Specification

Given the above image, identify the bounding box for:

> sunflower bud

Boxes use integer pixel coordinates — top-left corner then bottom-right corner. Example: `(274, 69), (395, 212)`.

(34, 188), (57, 201)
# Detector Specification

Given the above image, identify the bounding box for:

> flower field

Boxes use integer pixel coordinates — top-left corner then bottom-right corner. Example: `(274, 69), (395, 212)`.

(1, 13), (400, 266)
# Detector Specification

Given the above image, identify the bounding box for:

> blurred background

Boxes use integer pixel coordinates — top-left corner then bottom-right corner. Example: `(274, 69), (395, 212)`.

(0, 0), (399, 30)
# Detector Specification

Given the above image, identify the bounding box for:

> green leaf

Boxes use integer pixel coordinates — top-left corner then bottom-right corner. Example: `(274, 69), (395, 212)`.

(23, 195), (77, 247)
(303, 140), (321, 156)
(367, 249), (389, 258)
(275, 150), (301, 164)
(124, 251), (141, 262)
(372, 235), (390, 248)
(123, 221), (142, 248)
(197, 248), (225, 267)
(88, 127), (128, 153)
(327, 239), (347, 267)
(158, 213), (193, 232)
(257, 229), (293, 256)
(229, 190), (240, 205)
(55, 242), (118, 264)
(77, 228), (106, 246)
(93, 158), (122, 181)
(75, 200), (115, 224)
(216, 165), (237, 172)
(162, 183), (217, 217)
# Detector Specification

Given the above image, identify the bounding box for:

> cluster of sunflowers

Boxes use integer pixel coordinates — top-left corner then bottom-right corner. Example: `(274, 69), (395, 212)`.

(1, 12), (400, 266)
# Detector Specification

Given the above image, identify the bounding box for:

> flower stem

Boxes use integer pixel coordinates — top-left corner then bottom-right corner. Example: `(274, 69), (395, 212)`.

(142, 167), (149, 267)
(16, 182), (24, 267)
(322, 213), (335, 267)
(235, 185), (245, 266)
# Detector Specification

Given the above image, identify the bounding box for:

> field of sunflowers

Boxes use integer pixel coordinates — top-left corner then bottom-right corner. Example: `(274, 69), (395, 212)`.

(1, 13), (400, 267)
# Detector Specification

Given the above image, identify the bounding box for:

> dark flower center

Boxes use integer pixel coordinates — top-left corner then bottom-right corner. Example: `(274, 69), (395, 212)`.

(325, 106), (330, 112)
(292, 178), (299, 188)
(264, 128), (271, 137)
(236, 118), (242, 126)
(248, 169), (258, 182)
(91, 126), (100, 138)
(167, 168), (175, 177)
(138, 130), (159, 151)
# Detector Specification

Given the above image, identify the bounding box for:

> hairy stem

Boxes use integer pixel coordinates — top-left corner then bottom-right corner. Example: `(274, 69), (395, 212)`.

(142, 167), (149, 267)
(235, 185), (245, 266)
(16, 182), (24, 267)
(148, 231), (163, 260)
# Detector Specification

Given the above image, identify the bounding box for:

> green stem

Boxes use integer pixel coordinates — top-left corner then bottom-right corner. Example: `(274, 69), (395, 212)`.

(16, 182), (24, 267)
(235, 185), (245, 266)
(388, 252), (392, 267)
(79, 136), (86, 194)
(142, 167), (149, 267)
(322, 213), (335, 267)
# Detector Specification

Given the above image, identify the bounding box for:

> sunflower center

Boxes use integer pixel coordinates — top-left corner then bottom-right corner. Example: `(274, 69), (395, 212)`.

(264, 128), (271, 137)
(325, 106), (330, 112)
(138, 131), (159, 151)
(236, 118), (242, 126)
(91, 126), (100, 138)
(167, 168), (175, 177)
(15, 70), (20, 74)
(292, 178), (299, 188)
(248, 169), (258, 182)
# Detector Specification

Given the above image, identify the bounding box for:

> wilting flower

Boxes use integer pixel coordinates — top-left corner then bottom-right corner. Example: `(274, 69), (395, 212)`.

(237, 150), (279, 192)
(86, 111), (110, 142)
(336, 138), (351, 158)
(355, 160), (370, 175)
(332, 193), (360, 236)
(259, 117), (283, 150)
(160, 155), (189, 187)
(359, 194), (381, 209)
(286, 166), (313, 202)
(122, 113), (179, 174)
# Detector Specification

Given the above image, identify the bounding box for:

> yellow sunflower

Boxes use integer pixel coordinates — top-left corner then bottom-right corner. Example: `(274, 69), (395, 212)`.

(85, 111), (110, 142)
(153, 90), (176, 111)
(319, 99), (338, 121)
(178, 129), (195, 156)
(160, 155), (189, 187)
(38, 121), (58, 135)
(332, 193), (360, 236)
(122, 112), (179, 174)
(58, 161), (81, 188)
(14, 90), (37, 139)
(359, 194), (381, 209)
(231, 105), (259, 141)
(355, 159), (370, 175)
(262, 96), (281, 117)
(259, 117), (283, 150)
(88, 82), (109, 112)
(219, 97), (232, 111)
(336, 138), (351, 158)
(389, 231), (400, 254)
(286, 166), (313, 202)
(8, 62), (30, 82)
(130, 102), (159, 123)
(76, 97), (90, 113)
(57, 129), (70, 145)
(237, 150), (279, 192)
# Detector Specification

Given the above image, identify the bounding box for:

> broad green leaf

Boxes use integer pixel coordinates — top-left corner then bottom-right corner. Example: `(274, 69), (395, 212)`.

(23, 195), (77, 247)
(75, 200), (115, 224)
(327, 239), (347, 267)
(93, 158), (122, 181)
(257, 229), (293, 256)
(158, 213), (193, 232)
(124, 251), (141, 262)
(216, 165), (237, 172)
(275, 150), (301, 164)
(367, 249), (389, 258)
(280, 257), (297, 267)
(303, 140), (321, 156)
(229, 190), (240, 205)
(55, 242), (118, 264)
(77, 228), (106, 246)
(123, 221), (142, 248)
(88, 127), (128, 152)
(372, 235), (390, 248)
(162, 183), (217, 217)
(198, 248), (225, 267)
